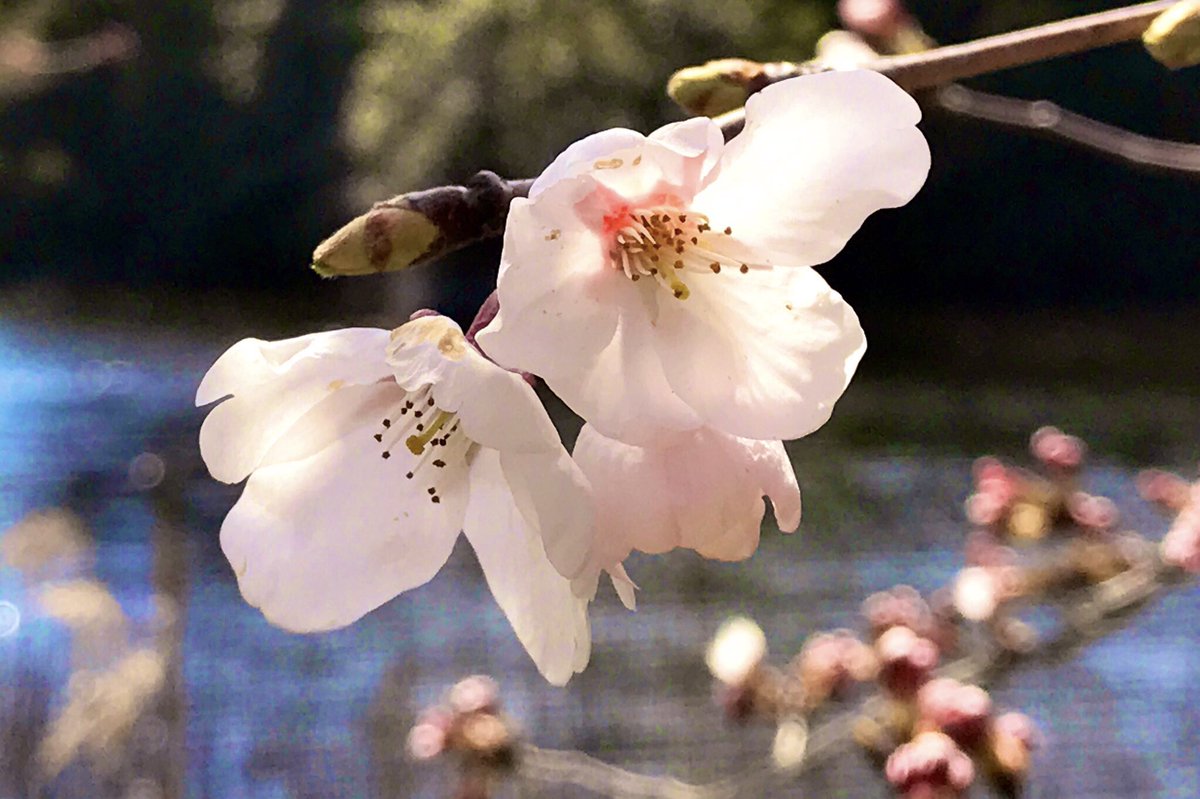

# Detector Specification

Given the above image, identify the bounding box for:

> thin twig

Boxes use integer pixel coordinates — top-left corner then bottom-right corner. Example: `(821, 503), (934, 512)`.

(934, 83), (1200, 175)
(516, 556), (1187, 798)
(875, 1), (1177, 91)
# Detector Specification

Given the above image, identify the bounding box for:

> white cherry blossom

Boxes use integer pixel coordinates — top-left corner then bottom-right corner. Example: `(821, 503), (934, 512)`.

(477, 70), (929, 445)
(570, 424), (802, 607)
(196, 315), (593, 685)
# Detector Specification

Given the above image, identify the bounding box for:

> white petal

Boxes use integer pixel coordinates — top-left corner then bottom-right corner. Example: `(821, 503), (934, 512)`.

(463, 449), (591, 685)
(387, 315), (561, 453)
(574, 425), (799, 565)
(693, 70), (929, 268)
(220, 383), (468, 632)
(478, 179), (703, 444)
(655, 266), (866, 441)
(530, 117), (724, 203)
(197, 329), (393, 483)
(530, 128), (646, 197)
(499, 448), (595, 579)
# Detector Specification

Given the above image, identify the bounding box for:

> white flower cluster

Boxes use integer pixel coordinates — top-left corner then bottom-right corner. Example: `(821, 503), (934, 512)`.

(197, 71), (930, 684)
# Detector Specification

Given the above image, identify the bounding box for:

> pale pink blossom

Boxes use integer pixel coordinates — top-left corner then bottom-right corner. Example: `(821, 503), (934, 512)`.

(570, 425), (802, 603)
(196, 316), (593, 684)
(478, 70), (929, 445)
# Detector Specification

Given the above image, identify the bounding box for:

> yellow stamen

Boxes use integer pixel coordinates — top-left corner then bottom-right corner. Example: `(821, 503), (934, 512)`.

(406, 410), (455, 455)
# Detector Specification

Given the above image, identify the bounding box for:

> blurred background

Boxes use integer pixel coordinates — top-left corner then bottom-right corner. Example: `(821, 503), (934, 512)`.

(0, 0), (1198, 796)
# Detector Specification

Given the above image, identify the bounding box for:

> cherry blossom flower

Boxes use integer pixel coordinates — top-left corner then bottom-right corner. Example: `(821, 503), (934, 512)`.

(478, 70), (929, 445)
(196, 315), (593, 685)
(570, 424), (802, 604)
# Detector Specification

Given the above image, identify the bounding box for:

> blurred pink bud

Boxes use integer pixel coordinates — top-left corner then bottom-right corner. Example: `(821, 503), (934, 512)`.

(1030, 426), (1086, 471)
(965, 491), (1007, 527)
(838, 0), (910, 39)
(992, 712), (1040, 750)
(962, 531), (1016, 567)
(797, 630), (877, 704)
(449, 675), (500, 716)
(876, 625), (939, 697)
(407, 722), (447, 761)
(1161, 509), (1200, 572)
(916, 678), (993, 748)
(989, 712), (1040, 779)
(863, 586), (930, 639)
(1067, 492), (1120, 532)
(1137, 469), (1193, 511)
(408, 308), (441, 321)
(886, 731), (975, 797)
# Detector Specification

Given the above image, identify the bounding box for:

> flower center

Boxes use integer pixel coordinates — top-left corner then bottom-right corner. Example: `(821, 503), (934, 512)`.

(372, 385), (473, 504)
(605, 206), (756, 300)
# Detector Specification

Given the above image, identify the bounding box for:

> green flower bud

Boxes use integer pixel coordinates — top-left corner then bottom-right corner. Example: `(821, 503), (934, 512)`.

(1144, 0), (1200, 69)
(312, 204), (440, 277)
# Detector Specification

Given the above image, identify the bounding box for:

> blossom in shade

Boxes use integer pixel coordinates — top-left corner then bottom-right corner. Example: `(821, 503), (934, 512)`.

(571, 425), (801, 602)
(478, 70), (929, 445)
(196, 316), (593, 685)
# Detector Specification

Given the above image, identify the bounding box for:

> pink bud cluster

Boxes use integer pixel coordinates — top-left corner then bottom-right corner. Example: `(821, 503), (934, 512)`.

(406, 675), (517, 786)
(1141, 468), (1200, 572)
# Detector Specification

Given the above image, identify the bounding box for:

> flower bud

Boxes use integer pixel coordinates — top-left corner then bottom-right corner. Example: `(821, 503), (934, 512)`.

(1030, 426), (1086, 472)
(312, 204), (440, 277)
(1162, 508), (1200, 572)
(876, 626), (939, 698)
(916, 678), (992, 748)
(863, 586), (930, 639)
(1144, 0), (1200, 69)
(666, 60), (760, 117)
(814, 31), (880, 70)
(987, 712), (1039, 779)
(1137, 469), (1192, 511)
(406, 721), (447, 761)
(795, 630), (878, 707)
(449, 675), (500, 716)
(885, 731), (975, 797)
(1067, 492), (1119, 532)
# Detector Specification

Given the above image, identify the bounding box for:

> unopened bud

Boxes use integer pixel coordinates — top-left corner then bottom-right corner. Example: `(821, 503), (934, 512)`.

(667, 60), (761, 117)
(876, 626), (939, 697)
(1030, 426), (1086, 471)
(885, 731), (975, 797)
(312, 204), (440, 277)
(1144, 1), (1200, 69)
(449, 675), (500, 716)
(916, 678), (992, 748)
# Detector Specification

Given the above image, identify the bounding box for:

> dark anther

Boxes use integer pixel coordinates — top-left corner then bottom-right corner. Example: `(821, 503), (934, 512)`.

(374, 433), (383, 442)
(382, 451), (391, 459)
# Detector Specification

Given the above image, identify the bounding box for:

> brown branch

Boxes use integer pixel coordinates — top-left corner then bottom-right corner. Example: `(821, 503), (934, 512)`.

(874, 1), (1178, 91)
(314, 1), (1189, 278)
(933, 83), (1200, 175)
(515, 555), (1188, 799)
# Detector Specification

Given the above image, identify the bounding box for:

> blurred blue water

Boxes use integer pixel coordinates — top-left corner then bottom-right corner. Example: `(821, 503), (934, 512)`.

(0, 319), (1198, 799)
